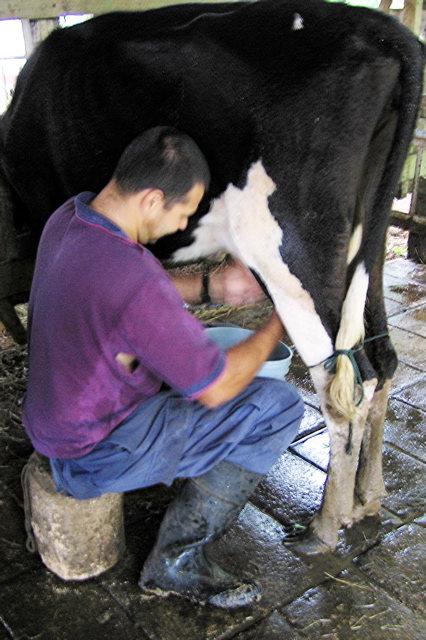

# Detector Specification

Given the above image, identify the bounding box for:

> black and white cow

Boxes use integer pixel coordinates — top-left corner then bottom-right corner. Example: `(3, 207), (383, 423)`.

(0, 0), (423, 551)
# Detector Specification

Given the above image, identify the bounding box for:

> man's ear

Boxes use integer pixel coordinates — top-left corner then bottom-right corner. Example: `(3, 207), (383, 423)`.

(144, 188), (164, 210)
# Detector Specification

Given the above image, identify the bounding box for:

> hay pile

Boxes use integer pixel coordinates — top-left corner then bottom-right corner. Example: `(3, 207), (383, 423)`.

(0, 345), (29, 450)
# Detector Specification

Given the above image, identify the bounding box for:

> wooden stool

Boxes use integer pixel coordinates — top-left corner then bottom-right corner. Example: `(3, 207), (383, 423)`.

(22, 451), (125, 580)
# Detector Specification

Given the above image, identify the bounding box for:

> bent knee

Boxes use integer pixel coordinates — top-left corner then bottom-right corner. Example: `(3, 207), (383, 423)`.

(255, 378), (304, 416)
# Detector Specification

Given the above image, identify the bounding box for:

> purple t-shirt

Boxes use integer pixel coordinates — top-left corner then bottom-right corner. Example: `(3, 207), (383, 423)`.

(22, 193), (226, 459)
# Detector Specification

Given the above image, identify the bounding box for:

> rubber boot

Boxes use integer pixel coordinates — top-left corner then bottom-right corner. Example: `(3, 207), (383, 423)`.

(139, 461), (264, 608)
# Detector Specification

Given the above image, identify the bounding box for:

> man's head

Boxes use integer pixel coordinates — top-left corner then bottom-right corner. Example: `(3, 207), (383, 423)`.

(113, 126), (210, 207)
(107, 126), (209, 243)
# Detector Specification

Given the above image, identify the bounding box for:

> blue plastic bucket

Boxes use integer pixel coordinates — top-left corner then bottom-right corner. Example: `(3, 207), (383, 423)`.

(205, 326), (292, 379)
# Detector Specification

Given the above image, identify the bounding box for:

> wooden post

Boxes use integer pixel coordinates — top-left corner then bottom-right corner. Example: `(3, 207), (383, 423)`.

(379, 0), (393, 13)
(402, 0), (423, 36)
(21, 18), (59, 56)
(408, 177), (426, 261)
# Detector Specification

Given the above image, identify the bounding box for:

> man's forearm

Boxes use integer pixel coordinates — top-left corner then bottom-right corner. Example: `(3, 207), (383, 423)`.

(196, 311), (284, 409)
(170, 259), (267, 306)
(171, 272), (204, 304)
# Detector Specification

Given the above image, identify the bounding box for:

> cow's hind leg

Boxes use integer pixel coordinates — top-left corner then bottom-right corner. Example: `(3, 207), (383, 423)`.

(353, 380), (390, 520)
(352, 257), (396, 520)
(221, 166), (376, 552)
(354, 240), (397, 520)
(173, 163), (379, 552)
(305, 379), (377, 551)
(288, 260), (379, 552)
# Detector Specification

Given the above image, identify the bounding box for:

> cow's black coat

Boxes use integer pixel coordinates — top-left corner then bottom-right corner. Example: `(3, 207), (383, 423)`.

(0, 0), (424, 381)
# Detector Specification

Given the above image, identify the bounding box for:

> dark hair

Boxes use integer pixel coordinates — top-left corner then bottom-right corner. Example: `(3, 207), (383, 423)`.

(113, 126), (210, 206)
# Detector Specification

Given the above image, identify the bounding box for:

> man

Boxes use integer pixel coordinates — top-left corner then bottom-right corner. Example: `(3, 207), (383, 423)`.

(22, 126), (304, 609)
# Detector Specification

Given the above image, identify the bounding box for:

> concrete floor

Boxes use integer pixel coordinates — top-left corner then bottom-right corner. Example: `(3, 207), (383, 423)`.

(0, 257), (425, 640)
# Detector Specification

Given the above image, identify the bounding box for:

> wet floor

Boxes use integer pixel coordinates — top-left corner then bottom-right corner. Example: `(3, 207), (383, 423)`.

(0, 257), (425, 640)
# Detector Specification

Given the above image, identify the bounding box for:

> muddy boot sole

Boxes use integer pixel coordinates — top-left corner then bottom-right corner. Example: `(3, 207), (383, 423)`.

(139, 575), (262, 609)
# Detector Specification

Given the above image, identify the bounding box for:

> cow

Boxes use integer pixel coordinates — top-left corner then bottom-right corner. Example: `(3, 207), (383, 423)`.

(0, 0), (423, 552)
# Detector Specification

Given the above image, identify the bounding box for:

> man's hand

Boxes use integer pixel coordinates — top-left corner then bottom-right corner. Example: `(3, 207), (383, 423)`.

(208, 259), (267, 306)
(170, 257), (267, 306)
(197, 309), (284, 408)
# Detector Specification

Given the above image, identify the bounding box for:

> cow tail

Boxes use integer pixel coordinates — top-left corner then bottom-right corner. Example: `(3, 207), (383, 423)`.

(326, 20), (424, 423)
(0, 118), (20, 263)
(327, 262), (369, 422)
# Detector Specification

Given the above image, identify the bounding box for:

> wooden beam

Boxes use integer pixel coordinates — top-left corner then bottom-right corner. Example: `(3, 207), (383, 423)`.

(402, 0), (423, 36)
(22, 18), (59, 55)
(390, 210), (426, 232)
(2, 0), (422, 29)
(0, 0), (235, 21)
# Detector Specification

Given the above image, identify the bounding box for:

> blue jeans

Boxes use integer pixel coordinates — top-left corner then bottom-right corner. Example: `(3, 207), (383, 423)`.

(50, 378), (304, 499)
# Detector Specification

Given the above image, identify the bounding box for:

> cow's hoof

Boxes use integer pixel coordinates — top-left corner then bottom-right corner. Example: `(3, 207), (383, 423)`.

(282, 526), (332, 555)
(352, 498), (382, 522)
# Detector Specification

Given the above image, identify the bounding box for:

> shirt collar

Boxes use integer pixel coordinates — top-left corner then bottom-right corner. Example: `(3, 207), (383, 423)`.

(75, 191), (130, 239)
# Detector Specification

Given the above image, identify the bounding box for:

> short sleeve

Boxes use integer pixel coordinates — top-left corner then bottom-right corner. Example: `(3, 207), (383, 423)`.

(118, 269), (227, 398)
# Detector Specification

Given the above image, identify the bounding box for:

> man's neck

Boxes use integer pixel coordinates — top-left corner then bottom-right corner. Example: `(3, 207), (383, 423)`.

(90, 182), (138, 242)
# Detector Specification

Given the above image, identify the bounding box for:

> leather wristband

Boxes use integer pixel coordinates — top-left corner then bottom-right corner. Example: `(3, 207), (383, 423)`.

(200, 269), (211, 304)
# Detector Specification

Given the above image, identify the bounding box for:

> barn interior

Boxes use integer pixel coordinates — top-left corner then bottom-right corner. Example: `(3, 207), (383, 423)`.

(0, 2), (425, 639)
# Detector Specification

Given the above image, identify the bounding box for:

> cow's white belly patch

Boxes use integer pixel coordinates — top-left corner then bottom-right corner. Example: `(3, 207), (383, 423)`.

(174, 161), (334, 374)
